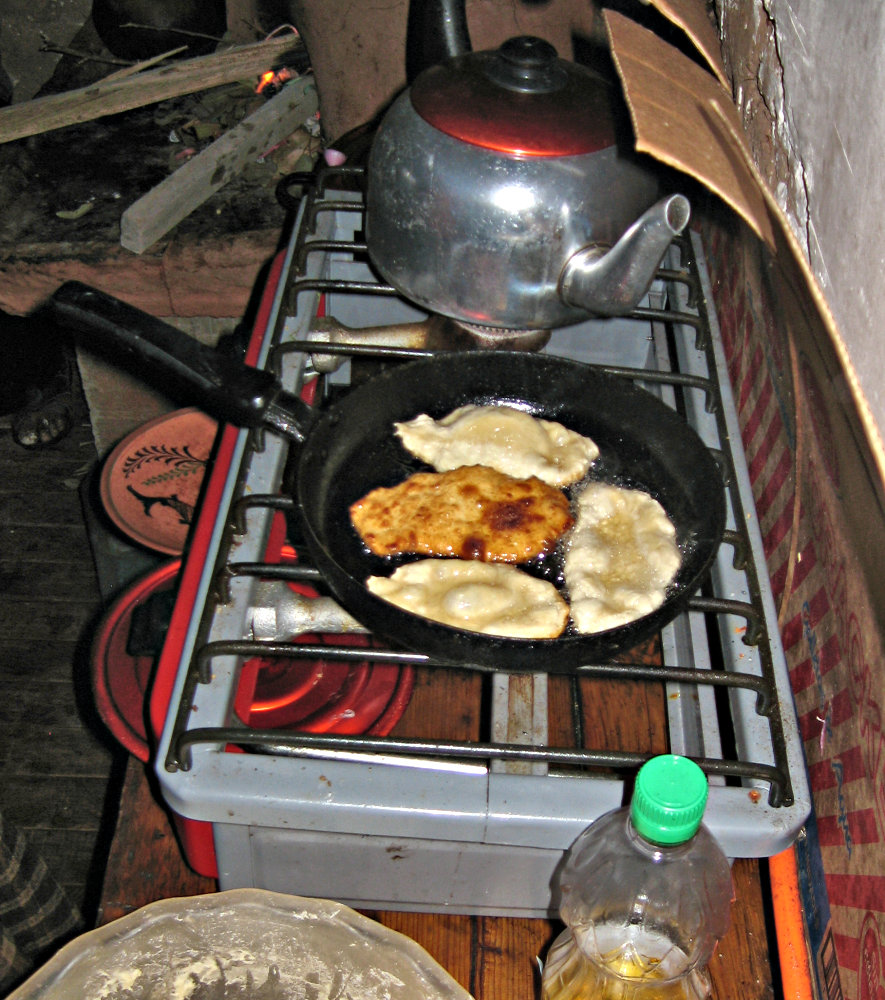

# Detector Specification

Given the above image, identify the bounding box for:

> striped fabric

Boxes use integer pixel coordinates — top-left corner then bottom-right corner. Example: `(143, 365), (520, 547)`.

(705, 220), (885, 1000)
(0, 811), (81, 995)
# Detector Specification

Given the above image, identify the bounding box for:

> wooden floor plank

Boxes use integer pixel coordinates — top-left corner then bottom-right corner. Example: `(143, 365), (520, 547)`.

(0, 775), (107, 832)
(0, 664), (97, 723)
(97, 757), (215, 925)
(0, 724), (115, 777)
(0, 524), (92, 561)
(0, 601), (99, 641)
(472, 916), (555, 1000)
(0, 491), (94, 526)
(710, 859), (775, 997)
(0, 639), (82, 679)
(28, 827), (112, 915)
(372, 911), (477, 994)
(0, 366), (117, 928)
(0, 561), (103, 600)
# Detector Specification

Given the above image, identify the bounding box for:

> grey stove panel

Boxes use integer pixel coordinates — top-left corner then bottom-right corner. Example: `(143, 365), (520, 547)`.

(154, 174), (811, 915)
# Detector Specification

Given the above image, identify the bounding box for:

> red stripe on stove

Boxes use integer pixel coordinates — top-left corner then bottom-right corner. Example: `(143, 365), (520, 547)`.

(741, 377), (773, 449)
(749, 409), (785, 486)
(781, 585), (830, 650)
(756, 448), (793, 519)
(738, 344), (764, 413)
(762, 498), (795, 555)
(789, 632), (841, 694)
(825, 872), (885, 910)
(816, 809), (881, 847)
(806, 746), (868, 790)
(798, 687), (853, 743)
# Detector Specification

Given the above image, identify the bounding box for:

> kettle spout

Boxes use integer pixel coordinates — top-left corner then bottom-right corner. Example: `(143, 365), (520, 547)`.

(559, 194), (690, 317)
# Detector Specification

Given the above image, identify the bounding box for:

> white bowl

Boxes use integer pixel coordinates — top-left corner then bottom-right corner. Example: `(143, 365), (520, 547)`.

(9, 889), (475, 1000)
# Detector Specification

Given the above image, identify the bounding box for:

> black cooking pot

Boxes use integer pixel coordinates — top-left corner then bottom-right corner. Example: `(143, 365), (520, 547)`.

(50, 281), (725, 672)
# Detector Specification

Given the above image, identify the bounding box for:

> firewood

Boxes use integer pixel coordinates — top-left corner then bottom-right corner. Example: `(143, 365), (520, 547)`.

(120, 75), (317, 254)
(0, 34), (303, 144)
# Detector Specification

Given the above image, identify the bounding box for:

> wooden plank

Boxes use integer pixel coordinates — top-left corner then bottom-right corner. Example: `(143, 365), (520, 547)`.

(0, 724), (116, 778)
(97, 756), (216, 924)
(120, 76), (317, 254)
(0, 524), (93, 562)
(388, 667), (483, 741)
(0, 601), (96, 641)
(0, 639), (82, 679)
(0, 34), (304, 144)
(28, 828), (107, 906)
(0, 560), (102, 600)
(709, 859), (774, 997)
(474, 915), (554, 1000)
(0, 492), (91, 526)
(372, 911), (476, 994)
(1, 775), (107, 832)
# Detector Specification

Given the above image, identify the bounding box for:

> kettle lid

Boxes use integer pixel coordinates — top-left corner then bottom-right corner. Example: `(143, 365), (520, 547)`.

(410, 36), (620, 157)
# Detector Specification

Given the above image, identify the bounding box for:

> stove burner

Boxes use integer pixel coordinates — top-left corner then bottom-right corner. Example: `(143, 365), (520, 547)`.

(453, 320), (551, 352)
(308, 313), (549, 372)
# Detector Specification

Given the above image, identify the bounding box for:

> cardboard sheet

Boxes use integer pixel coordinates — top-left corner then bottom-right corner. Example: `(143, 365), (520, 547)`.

(644, 0), (730, 88)
(606, 8), (885, 491)
(605, 10), (775, 247)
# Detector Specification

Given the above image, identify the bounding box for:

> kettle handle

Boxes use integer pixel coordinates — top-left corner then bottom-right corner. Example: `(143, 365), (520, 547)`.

(406, 0), (471, 83)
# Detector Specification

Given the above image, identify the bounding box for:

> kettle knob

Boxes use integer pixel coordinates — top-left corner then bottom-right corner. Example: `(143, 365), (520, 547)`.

(485, 36), (567, 94)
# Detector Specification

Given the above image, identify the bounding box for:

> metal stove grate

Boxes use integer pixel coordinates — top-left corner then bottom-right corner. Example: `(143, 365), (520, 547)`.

(153, 167), (810, 913)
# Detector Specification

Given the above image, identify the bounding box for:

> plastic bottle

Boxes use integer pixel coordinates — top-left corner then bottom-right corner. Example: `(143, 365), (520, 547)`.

(541, 755), (734, 1000)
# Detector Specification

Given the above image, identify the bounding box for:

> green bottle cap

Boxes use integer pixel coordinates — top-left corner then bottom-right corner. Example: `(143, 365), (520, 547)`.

(631, 755), (709, 845)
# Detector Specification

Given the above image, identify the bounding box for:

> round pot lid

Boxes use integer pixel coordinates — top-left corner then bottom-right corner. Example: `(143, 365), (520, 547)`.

(92, 559), (181, 762)
(99, 407), (218, 555)
(93, 561), (415, 762)
(410, 36), (621, 156)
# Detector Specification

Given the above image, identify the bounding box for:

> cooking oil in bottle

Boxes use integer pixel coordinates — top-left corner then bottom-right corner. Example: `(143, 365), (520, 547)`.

(541, 756), (734, 1000)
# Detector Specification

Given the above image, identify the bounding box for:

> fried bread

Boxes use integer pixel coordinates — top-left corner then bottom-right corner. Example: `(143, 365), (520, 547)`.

(564, 482), (681, 633)
(350, 464), (573, 562)
(366, 559), (570, 638)
(394, 404), (598, 487)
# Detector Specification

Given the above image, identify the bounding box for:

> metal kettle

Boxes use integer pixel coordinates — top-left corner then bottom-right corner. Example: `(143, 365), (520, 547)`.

(366, 0), (690, 329)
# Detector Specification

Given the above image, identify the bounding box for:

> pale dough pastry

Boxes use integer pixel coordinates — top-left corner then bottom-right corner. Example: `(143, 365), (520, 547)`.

(394, 404), (598, 487)
(366, 559), (569, 638)
(564, 482), (681, 634)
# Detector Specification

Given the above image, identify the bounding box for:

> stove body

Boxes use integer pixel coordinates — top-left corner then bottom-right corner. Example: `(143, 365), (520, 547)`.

(152, 170), (811, 917)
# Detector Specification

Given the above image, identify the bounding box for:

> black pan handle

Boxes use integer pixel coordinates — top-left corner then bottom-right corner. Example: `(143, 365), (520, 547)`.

(50, 281), (314, 442)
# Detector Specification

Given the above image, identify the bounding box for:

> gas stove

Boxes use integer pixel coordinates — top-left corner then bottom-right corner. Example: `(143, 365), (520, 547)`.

(149, 166), (811, 916)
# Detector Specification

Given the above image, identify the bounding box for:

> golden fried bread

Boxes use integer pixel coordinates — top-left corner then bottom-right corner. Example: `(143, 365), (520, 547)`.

(394, 404), (598, 487)
(366, 559), (569, 638)
(564, 482), (681, 633)
(350, 464), (573, 562)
